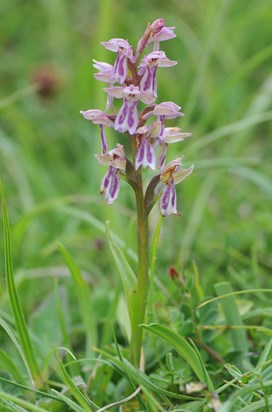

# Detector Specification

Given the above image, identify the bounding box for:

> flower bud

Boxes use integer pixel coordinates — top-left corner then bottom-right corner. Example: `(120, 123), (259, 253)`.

(150, 18), (165, 34)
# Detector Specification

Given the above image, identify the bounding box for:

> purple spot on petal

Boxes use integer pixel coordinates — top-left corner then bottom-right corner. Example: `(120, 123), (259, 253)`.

(143, 67), (152, 91)
(137, 141), (145, 162)
(127, 100), (138, 131)
(118, 55), (125, 77)
(109, 172), (118, 197)
(117, 100), (129, 124)
(146, 141), (153, 163)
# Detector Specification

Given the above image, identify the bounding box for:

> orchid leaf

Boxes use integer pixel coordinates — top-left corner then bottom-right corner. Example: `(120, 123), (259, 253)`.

(105, 221), (137, 294)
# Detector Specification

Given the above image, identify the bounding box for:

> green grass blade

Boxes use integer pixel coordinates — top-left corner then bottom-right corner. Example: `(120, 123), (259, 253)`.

(57, 242), (97, 356)
(187, 110), (272, 154)
(238, 398), (272, 412)
(0, 182), (40, 382)
(95, 347), (198, 401)
(0, 316), (33, 385)
(51, 389), (86, 412)
(0, 390), (48, 412)
(141, 323), (214, 391)
(234, 167), (272, 200)
(215, 282), (250, 370)
(54, 279), (70, 350)
(256, 338), (272, 371)
(0, 376), (62, 403)
(0, 348), (24, 383)
(56, 354), (98, 411)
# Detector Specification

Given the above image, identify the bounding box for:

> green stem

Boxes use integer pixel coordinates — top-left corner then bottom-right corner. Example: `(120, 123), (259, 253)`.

(131, 169), (149, 367)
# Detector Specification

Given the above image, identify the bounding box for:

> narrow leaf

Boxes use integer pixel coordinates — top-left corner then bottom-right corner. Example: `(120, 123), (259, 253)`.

(0, 348), (24, 383)
(57, 242), (97, 356)
(0, 390), (48, 412)
(105, 221), (137, 293)
(51, 389), (86, 412)
(141, 323), (214, 391)
(0, 316), (33, 385)
(215, 282), (251, 370)
(0, 181), (40, 382)
(56, 354), (98, 411)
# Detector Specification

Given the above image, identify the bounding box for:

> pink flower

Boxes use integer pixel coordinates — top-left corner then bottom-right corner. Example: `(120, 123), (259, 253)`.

(95, 144), (126, 204)
(163, 127), (192, 143)
(95, 144), (126, 171)
(135, 125), (158, 170)
(156, 158), (194, 216)
(80, 109), (114, 153)
(153, 101), (184, 119)
(156, 127), (192, 170)
(105, 85), (155, 135)
(101, 38), (134, 84)
(100, 167), (120, 204)
(148, 26), (176, 50)
(92, 60), (114, 83)
(139, 51), (177, 98)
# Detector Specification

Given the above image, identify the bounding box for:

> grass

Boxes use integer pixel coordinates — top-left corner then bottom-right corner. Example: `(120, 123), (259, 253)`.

(0, 0), (272, 410)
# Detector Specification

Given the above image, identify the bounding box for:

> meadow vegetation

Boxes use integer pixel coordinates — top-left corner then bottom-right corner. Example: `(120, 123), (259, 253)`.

(0, 0), (272, 410)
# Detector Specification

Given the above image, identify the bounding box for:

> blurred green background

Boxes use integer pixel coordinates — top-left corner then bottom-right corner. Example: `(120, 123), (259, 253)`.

(1, 0), (272, 297)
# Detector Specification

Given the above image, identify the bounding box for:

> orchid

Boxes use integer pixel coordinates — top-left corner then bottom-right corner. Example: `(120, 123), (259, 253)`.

(81, 18), (193, 368)
(81, 22), (191, 212)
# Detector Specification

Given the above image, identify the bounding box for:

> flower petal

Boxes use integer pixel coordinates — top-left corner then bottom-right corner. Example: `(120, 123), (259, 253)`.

(101, 38), (131, 52)
(115, 99), (139, 135)
(173, 165), (194, 185)
(135, 139), (156, 170)
(164, 128), (192, 143)
(80, 109), (114, 127)
(154, 101), (184, 118)
(95, 144), (126, 171)
(160, 180), (177, 216)
(112, 50), (128, 83)
(100, 167), (120, 204)
(104, 86), (125, 99)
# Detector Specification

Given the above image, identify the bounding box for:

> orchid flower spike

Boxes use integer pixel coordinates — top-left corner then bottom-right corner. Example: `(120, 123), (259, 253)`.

(81, 19), (193, 212)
